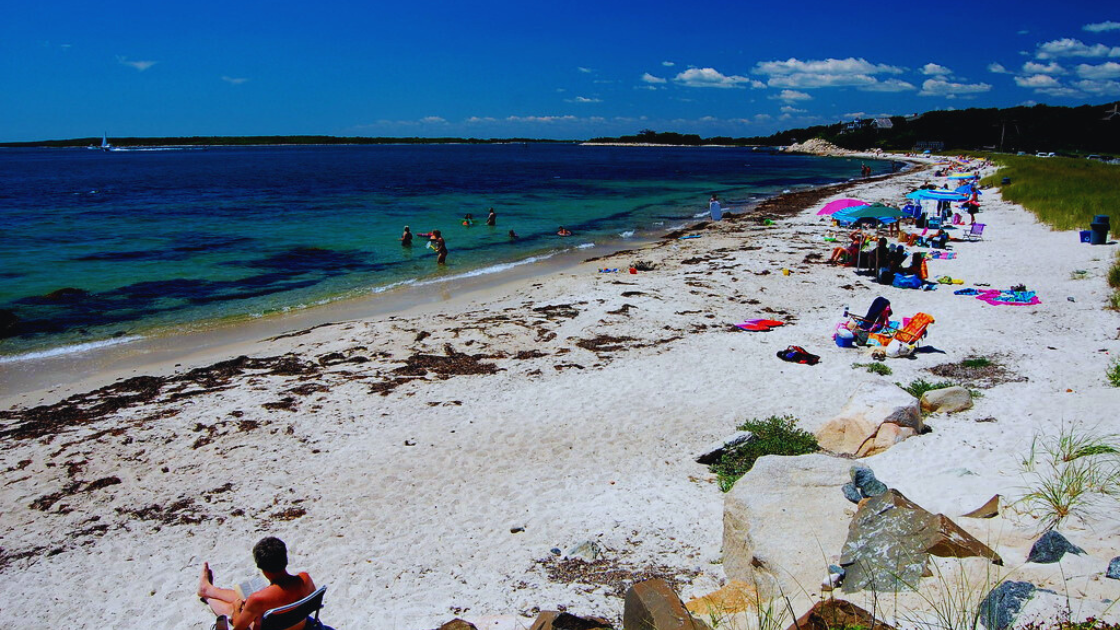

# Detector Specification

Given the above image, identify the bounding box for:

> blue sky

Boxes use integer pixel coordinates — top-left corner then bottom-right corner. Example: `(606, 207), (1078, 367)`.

(2, 1), (1119, 142)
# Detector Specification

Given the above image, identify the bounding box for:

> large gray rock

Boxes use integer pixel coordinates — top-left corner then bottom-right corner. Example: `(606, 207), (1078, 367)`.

(723, 454), (854, 597)
(978, 581), (1036, 630)
(839, 489), (1003, 592)
(816, 381), (922, 456)
(1107, 556), (1120, 580)
(921, 386), (973, 413)
(1026, 530), (1085, 564)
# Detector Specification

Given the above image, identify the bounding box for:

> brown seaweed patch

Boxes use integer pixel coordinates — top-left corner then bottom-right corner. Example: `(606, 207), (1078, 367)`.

(576, 335), (638, 354)
(117, 497), (204, 526)
(535, 555), (701, 598)
(395, 344), (498, 378)
(533, 304), (580, 319)
(272, 506), (307, 521)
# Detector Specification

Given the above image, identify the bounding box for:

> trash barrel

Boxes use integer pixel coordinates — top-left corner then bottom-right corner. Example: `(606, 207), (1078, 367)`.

(1001, 177), (1011, 185)
(1090, 215), (1110, 245)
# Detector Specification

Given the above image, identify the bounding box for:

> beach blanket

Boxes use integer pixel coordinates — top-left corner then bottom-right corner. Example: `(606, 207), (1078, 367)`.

(976, 289), (1041, 306)
(928, 251), (956, 260)
(735, 319), (785, 332)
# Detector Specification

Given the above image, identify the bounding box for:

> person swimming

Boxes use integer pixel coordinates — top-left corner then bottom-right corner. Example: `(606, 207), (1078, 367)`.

(557, 226), (572, 237)
(400, 226), (413, 247)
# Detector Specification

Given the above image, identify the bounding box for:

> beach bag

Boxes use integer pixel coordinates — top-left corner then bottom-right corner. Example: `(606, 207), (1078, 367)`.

(892, 274), (922, 289)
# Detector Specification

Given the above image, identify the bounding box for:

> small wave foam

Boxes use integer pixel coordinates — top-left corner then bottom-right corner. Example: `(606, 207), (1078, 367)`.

(412, 251), (563, 288)
(0, 335), (143, 364)
(575, 242), (595, 249)
(618, 230), (635, 238)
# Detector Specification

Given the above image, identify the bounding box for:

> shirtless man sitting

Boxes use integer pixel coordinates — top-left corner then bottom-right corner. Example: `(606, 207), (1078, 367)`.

(198, 536), (316, 630)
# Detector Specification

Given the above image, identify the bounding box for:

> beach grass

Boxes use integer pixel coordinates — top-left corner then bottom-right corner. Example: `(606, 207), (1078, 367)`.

(898, 378), (957, 399)
(1018, 426), (1120, 531)
(981, 155), (1120, 232)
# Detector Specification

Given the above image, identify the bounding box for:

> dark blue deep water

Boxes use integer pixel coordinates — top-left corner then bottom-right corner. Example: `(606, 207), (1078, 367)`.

(0, 144), (882, 358)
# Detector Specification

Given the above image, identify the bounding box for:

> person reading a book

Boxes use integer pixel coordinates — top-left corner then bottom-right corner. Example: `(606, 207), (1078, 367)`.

(198, 536), (316, 630)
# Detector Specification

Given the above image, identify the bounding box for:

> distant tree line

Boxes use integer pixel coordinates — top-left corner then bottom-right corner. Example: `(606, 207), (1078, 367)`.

(0, 135), (574, 148)
(591, 101), (1120, 155)
(5, 101), (1118, 153)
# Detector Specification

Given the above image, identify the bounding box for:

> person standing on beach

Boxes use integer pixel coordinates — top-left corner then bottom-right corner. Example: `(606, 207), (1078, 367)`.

(486, 208), (496, 226)
(709, 195), (722, 221)
(400, 226), (413, 247)
(197, 536), (316, 630)
(431, 230), (448, 264)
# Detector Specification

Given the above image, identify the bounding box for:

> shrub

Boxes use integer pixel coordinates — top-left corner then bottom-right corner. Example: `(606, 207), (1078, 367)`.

(898, 378), (957, 399)
(961, 357), (994, 369)
(853, 361), (892, 376)
(1108, 359), (1120, 388)
(710, 415), (819, 492)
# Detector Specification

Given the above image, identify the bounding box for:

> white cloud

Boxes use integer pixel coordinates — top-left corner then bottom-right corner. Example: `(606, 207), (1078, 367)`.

(419, 116), (446, 124)
(1022, 61), (1067, 75)
(674, 67), (759, 88)
(1035, 38), (1120, 59)
(771, 89), (812, 102)
(1072, 78), (1120, 95)
(780, 105), (806, 113)
(1076, 61), (1120, 80)
(1084, 21), (1120, 33)
(859, 79), (916, 93)
(921, 63), (952, 76)
(117, 55), (157, 71)
(661, 61), (675, 67)
(505, 115), (579, 123)
(221, 76), (249, 85)
(567, 96), (602, 103)
(1018, 29), (1030, 35)
(1015, 74), (1062, 88)
(577, 67), (593, 73)
(753, 57), (903, 90)
(988, 63), (1010, 74)
(918, 78), (992, 97)
(641, 72), (667, 84)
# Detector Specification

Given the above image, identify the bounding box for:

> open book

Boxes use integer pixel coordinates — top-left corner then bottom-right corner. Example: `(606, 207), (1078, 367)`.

(234, 575), (269, 600)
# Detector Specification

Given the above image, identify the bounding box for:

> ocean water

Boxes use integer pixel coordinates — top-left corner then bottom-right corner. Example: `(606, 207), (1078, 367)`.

(0, 144), (886, 359)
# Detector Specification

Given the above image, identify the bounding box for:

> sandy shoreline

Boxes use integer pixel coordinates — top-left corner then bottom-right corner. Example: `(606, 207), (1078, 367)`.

(3, 157), (1119, 629)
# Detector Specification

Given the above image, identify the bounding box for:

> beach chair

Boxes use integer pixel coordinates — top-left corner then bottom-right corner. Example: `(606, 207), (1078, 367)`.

(261, 586), (327, 630)
(869, 312), (934, 347)
(965, 223), (985, 241)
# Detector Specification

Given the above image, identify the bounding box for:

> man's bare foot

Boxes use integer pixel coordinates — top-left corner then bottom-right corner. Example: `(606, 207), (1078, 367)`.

(198, 562), (214, 600)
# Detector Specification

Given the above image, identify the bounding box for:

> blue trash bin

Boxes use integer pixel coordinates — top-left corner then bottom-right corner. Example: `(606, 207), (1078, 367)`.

(1090, 222), (1109, 245)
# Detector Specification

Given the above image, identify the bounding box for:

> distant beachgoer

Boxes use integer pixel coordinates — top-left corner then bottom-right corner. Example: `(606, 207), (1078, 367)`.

(508, 229), (518, 239)
(401, 226), (413, 247)
(431, 230), (447, 264)
(557, 226), (572, 237)
(463, 214), (474, 227)
(709, 196), (723, 221)
(486, 208), (496, 226)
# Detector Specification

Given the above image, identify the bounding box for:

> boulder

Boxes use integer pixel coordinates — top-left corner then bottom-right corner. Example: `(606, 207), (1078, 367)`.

(1026, 531), (1085, 564)
(839, 489), (1003, 592)
(816, 381), (922, 456)
(724, 454), (855, 598)
(685, 580), (760, 617)
(623, 579), (711, 630)
(783, 599), (896, 630)
(529, 611), (614, 630)
(566, 540), (602, 562)
(1106, 556), (1120, 580)
(857, 423), (917, 458)
(921, 386), (973, 413)
(978, 581), (1036, 630)
(696, 431), (754, 465)
(438, 620), (478, 630)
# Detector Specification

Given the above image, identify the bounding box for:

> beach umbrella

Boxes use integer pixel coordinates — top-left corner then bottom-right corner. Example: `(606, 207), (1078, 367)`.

(948, 173), (977, 179)
(954, 183), (982, 195)
(833, 202), (903, 221)
(906, 189), (968, 201)
(817, 198), (868, 216)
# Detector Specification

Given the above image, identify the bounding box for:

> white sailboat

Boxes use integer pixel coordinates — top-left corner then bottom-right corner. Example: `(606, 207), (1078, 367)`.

(88, 133), (115, 151)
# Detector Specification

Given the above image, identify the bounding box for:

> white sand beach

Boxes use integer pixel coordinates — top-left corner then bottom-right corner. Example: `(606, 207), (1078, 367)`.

(2, 158), (1119, 629)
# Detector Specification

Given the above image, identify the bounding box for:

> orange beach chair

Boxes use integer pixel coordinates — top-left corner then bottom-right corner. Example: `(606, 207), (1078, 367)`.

(869, 312), (935, 346)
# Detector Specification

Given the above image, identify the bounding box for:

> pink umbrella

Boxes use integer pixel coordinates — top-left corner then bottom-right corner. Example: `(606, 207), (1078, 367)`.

(817, 198), (868, 216)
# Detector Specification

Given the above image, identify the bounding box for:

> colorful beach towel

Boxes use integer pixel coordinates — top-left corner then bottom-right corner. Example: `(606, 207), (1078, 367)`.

(735, 319), (785, 332)
(976, 289), (1041, 306)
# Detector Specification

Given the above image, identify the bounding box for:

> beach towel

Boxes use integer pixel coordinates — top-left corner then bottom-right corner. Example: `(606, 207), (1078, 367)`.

(735, 319), (785, 332)
(776, 345), (820, 365)
(976, 289), (1041, 306)
(953, 288), (980, 296)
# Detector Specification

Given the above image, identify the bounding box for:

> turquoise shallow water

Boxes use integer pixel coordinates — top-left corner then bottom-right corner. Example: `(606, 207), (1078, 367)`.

(0, 144), (892, 358)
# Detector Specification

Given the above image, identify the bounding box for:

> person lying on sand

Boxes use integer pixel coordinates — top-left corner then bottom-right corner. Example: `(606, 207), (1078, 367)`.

(198, 537), (316, 630)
